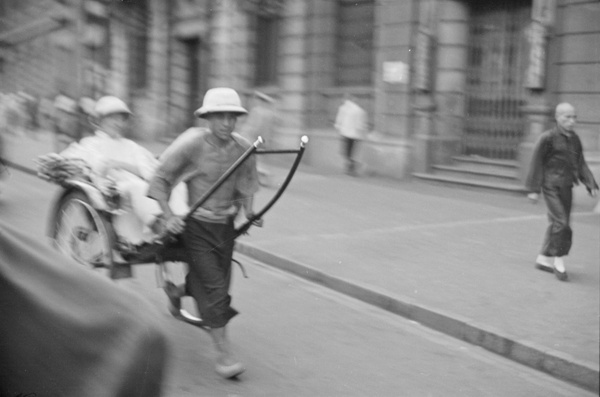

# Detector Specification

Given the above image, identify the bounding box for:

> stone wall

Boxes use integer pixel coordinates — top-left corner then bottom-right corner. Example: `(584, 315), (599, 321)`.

(0, 0), (76, 100)
(554, 0), (600, 151)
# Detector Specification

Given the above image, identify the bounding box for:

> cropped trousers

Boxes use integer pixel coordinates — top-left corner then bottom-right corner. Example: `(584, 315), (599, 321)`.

(182, 217), (238, 328)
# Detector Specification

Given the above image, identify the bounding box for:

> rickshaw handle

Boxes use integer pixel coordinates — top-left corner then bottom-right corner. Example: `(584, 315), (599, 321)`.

(234, 135), (308, 237)
(183, 137), (264, 222)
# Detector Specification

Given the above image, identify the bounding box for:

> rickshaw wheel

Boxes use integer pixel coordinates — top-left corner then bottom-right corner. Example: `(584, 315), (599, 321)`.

(53, 190), (115, 277)
(155, 261), (207, 328)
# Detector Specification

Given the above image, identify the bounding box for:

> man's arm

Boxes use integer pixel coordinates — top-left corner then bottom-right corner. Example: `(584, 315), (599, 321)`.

(575, 136), (599, 196)
(526, 133), (549, 194)
(100, 159), (142, 179)
(147, 131), (198, 234)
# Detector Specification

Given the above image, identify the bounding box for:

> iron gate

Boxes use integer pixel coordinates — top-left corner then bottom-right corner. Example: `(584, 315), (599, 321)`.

(463, 0), (531, 160)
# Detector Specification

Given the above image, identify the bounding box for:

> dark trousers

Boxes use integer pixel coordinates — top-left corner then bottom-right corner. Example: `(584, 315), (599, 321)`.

(541, 185), (573, 257)
(182, 218), (238, 328)
(341, 137), (358, 172)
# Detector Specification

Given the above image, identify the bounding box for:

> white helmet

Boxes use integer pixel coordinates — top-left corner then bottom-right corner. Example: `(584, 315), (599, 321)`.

(93, 96), (132, 118)
(194, 87), (247, 118)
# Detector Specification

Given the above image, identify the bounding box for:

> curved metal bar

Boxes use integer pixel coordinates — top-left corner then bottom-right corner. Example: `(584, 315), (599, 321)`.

(235, 135), (308, 237)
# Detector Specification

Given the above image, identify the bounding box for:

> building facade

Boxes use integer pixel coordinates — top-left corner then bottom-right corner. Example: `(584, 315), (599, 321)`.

(1, 0), (598, 180)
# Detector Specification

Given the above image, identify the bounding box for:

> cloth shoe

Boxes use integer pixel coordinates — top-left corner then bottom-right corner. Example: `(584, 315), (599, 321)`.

(553, 257), (568, 281)
(535, 255), (554, 273)
(215, 362), (245, 379)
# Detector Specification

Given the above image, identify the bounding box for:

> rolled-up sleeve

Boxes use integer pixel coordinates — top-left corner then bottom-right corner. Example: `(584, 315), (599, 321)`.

(147, 130), (195, 203)
(60, 137), (105, 173)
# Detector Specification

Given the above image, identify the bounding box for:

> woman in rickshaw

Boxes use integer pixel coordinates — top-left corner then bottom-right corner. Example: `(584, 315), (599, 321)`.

(57, 95), (187, 244)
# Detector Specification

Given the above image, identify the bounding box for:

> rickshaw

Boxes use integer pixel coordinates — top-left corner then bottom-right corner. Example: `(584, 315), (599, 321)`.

(37, 135), (308, 327)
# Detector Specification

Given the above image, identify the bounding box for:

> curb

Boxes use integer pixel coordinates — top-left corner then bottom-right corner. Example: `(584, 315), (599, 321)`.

(235, 242), (600, 394)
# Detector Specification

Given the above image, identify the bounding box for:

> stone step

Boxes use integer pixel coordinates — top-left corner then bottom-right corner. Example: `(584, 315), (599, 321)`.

(431, 164), (518, 182)
(412, 172), (528, 194)
(452, 155), (518, 170)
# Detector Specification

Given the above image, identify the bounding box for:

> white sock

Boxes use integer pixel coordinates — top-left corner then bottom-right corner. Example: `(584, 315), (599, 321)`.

(536, 255), (554, 266)
(554, 257), (566, 272)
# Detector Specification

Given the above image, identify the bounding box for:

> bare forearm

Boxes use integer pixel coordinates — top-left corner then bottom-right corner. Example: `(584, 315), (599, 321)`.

(241, 196), (255, 218)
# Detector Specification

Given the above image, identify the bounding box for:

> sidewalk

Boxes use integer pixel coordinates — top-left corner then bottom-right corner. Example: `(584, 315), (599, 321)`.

(3, 130), (599, 393)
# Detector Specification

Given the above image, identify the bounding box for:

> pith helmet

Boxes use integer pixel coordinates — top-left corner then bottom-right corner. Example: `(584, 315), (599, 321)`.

(93, 96), (132, 118)
(194, 87), (248, 118)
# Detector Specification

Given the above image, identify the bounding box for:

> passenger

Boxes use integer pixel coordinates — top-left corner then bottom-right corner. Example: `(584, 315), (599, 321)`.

(58, 95), (188, 243)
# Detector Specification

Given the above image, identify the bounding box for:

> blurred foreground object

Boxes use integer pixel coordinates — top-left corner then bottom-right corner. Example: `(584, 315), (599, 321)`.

(0, 221), (169, 396)
(36, 153), (91, 185)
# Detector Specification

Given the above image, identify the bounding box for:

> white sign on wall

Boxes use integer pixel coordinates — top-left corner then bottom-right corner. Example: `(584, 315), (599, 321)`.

(383, 61), (408, 84)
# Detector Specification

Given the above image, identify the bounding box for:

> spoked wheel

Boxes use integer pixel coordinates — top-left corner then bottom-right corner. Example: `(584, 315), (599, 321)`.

(53, 190), (115, 277)
(155, 261), (208, 329)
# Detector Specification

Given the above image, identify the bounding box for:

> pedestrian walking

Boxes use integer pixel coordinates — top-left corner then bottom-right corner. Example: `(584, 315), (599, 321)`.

(240, 91), (279, 186)
(52, 92), (80, 152)
(147, 87), (260, 379)
(526, 102), (598, 281)
(334, 92), (368, 176)
(4, 93), (27, 137)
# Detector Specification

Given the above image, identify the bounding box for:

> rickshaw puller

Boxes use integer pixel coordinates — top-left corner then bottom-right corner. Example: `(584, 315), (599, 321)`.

(147, 87), (260, 379)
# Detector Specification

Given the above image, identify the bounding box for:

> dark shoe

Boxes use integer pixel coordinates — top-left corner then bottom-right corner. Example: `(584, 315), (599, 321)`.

(535, 262), (554, 273)
(215, 362), (245, 379)
(553, 268), (568, 282)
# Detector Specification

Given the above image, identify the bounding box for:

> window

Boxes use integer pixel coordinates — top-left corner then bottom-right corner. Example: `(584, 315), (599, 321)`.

(254, 15), (279, 86)
(113, 0), (148, 91)
(128, 29), (148, 90)
(336, 0), (374, 86)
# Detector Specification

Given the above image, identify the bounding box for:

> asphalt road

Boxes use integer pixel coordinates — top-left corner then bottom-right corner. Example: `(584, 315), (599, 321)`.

(0, 170), (594, 397)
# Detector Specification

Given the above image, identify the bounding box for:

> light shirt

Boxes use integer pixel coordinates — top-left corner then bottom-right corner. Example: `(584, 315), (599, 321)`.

(60, 130), (157, 181)
(334, 99), (368, 140)
(147, 128), (259, 223)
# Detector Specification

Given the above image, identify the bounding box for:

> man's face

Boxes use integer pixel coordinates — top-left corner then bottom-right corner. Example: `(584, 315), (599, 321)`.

(206, 112), (238, 141)
(98, 113), (129, 138)
(556, 106), (576, 132)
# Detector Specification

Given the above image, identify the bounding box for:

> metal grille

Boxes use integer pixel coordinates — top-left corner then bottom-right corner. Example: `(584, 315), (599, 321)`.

(463, 1), (530, 160)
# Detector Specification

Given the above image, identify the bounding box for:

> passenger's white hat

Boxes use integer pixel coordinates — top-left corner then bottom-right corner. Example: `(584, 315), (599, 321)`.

(194, 87), (248, 118)
(93, 96), (132, 118)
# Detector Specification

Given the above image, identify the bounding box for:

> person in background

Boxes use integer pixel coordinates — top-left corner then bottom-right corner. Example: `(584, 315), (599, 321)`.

(0, 220), (168, 396)
(148, 87), (260, 379)
(52, 92), (80, 152)
(78, 95), (97, 138)
(526, 102), (598, 281)
(18, 90), (39, 139)
(334, 92), (368, 176)
(240, 91), (280, 186)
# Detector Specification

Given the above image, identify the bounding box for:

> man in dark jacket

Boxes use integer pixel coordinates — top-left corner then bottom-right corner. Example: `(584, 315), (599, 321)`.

(526, 102), (598, 281)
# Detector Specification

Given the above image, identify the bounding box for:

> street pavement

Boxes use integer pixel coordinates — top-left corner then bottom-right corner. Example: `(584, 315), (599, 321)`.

(0, 171), (595, 397)
(2, 129), (599, 393)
